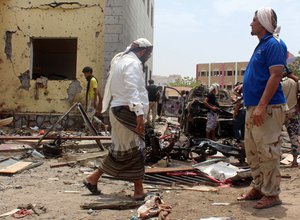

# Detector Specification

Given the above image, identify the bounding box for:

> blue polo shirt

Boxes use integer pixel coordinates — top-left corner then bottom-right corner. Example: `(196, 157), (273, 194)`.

(243, 34), (287, 106)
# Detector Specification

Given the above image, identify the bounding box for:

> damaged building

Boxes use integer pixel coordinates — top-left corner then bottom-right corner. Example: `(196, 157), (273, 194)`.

(0, 0), (154, 128)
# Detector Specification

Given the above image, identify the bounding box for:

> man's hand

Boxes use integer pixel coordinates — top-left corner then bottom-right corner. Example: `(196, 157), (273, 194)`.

(252, 105), (267, 126)
(211, 106), (217, 112)
(135, 115), (145, 135)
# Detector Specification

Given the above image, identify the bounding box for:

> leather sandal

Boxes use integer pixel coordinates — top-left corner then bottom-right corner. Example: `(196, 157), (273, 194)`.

(237, 188), (263, 201)
(253, 196), (282, 209)
(83, 180), (101, 195)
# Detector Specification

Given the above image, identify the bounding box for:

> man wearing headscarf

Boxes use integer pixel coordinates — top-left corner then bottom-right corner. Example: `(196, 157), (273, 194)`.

(83, 38), (153, 200)
(203, 83), (220, 140)
(281, 75), (300, 167)
(238, 7), (288, 209)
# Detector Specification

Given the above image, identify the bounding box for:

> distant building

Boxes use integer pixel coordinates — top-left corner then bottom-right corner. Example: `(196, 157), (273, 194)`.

(152, 74), (182, 86)
(196, 62), (248, 91)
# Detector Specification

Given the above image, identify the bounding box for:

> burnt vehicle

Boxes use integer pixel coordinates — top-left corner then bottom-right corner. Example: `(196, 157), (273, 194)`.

(161, 85), (234, 138)
(153, 85), (246, 163)
(144, 122), (246, 164)
(190, 138), (246, 163)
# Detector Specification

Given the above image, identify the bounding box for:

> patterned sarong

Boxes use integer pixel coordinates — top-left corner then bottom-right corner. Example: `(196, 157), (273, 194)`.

(98, 107), (145, 181)
(206, 112), (218, 132)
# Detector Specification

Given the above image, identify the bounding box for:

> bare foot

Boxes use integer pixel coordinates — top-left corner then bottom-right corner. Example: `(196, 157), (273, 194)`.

(133, 191), (147, 200)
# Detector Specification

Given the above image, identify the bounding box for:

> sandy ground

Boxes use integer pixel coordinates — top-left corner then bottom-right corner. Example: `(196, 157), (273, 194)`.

(1, 148), (300, 220)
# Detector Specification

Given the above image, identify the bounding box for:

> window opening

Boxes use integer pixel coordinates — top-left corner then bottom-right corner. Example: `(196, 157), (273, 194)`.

(32, 38), (77, 80)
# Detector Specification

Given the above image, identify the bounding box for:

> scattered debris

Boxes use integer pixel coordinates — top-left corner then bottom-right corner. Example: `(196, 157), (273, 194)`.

(0, 209), (20, 218)
(12, 209), (34, 218)
(137, 195), (172, 220)
(194, 161), (249, 183)
(211, 203), (230, 206)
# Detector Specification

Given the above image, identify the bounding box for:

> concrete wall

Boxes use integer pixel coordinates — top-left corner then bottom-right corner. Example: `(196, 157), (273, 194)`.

(104, 0), (154, 90)
(0, 0), (105, 114)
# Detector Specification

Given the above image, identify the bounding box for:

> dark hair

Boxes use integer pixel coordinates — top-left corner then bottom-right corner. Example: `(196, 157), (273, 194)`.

(82, 66), (93, 73)
(148, 79), (154, 84)
(271, 9), (277, 29)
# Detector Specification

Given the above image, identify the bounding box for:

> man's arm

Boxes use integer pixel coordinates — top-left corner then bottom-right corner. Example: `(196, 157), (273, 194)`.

(96, 90), (103, 114)
(93, 88), (98, 108)
(252, 66), (283, 126)
(233, 99), (242, 119)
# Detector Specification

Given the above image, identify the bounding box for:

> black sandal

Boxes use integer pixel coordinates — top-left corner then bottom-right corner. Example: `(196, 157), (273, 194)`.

(83, 180), (101, 195)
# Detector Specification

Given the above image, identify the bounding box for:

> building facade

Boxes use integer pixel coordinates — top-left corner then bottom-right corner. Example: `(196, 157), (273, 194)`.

(0, 0), (106, 114)
(104, 0), (154, 86)
(196, 62), (248, 90)
(0, 0), (154, 128)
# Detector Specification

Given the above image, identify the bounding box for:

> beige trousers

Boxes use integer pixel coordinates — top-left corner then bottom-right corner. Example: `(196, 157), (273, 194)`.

(245, 104), (286, 196)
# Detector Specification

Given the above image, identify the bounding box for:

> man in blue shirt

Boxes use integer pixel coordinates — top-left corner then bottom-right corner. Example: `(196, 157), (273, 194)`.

(238, 7), (288, 209)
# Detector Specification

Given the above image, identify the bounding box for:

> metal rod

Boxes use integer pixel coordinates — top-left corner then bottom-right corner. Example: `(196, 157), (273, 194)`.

(77, 103), (104, 151)
(144, 174), (175, 184)
(35, 102), (78, 147)
(166, 175), (199, 184)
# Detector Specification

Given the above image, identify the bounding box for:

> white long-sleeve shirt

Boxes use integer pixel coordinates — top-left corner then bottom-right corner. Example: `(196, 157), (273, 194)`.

(110, 52), (149, 117)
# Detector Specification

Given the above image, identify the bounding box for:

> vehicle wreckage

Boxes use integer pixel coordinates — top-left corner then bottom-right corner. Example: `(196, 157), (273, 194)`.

(145, 85), (246, 164)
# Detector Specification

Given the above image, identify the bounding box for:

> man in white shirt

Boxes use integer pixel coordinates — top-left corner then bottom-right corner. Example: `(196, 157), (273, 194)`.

(83, 38), (153, 200)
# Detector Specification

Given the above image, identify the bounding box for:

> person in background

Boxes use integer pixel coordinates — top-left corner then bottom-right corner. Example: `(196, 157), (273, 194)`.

(232, 83), (246, 146)
(82, 66), (108, 133)
(156, 86), (163, 121)
(83, 38), (153, 200)
(146, 79), (158, 127)
(281, 73), (300, 167)
(203, 83), (220, 140)
(238, 7), (288, 209)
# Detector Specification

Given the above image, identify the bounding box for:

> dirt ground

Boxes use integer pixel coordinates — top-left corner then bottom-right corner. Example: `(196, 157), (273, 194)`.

(1, 147), (300, 220)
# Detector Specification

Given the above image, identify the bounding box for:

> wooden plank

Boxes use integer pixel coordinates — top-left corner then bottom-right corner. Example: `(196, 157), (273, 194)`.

(57, 151), (108, 162)
(0, 136), (111, 140)
(0, 117), (13, 127)
(50, 151), (108, 168)
(81, 200), (143, 210)
(0, 161), (32, 174)
(145, 166), (195, 174)
(50, 161), (77, 168)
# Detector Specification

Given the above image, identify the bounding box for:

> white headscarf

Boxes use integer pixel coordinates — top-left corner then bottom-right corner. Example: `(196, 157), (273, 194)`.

(257, 7), (281, 41)
(101, 38), (153, 113)
(209, 83), (220, 95)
